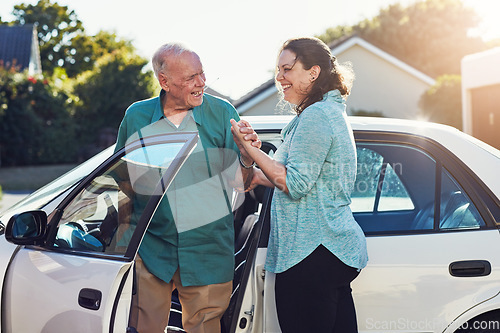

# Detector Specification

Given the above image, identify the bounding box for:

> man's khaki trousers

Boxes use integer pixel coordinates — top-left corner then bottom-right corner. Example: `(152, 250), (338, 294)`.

(129, 256), (232, 333)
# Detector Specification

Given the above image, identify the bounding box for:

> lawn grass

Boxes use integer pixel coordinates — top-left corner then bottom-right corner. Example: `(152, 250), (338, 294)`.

(0, 164), (77, 191)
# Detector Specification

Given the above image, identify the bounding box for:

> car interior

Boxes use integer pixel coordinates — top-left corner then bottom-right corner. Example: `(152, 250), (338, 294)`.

(351, 143), (484, 234)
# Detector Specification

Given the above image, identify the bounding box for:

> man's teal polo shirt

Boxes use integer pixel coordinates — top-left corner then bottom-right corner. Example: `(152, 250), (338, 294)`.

(115, 91), (241, 286)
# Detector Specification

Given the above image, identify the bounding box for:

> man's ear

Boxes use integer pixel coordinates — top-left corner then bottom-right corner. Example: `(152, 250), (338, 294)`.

(159, 72), (170, 92)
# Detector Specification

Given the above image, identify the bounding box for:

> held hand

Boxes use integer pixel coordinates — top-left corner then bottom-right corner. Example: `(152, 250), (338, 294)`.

(231, 119), (287, 193)
(230, 119), (262, 149)
(244, 170), (262, 192)
(234, 167), (271, 192)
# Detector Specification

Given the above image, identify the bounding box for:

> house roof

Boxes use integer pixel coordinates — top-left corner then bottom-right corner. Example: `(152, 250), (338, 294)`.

(0, 24), (39, 70)
(205, 86), (234, 104)
(233, 74), (275, 111)
(234, 35), (435, 113)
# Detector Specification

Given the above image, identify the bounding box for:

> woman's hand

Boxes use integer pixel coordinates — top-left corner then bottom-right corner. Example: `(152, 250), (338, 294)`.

(230, 119), (289, 193)
(231, 119), (261, 168)
(230, 119), (261, 149)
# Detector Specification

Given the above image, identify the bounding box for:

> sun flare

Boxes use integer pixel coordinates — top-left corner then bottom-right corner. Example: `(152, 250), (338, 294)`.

(463, 0), (500, 41)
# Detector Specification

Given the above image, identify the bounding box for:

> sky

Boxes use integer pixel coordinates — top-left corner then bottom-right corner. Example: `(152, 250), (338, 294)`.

(1, 0), (499, 100)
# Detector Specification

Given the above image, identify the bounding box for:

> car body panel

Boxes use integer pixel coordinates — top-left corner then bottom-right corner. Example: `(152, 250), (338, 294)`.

(0, 238), (18, 324)
(255, 229), (500, 333)
(354, 230), (500, 332)
(3, 250), (133, 332)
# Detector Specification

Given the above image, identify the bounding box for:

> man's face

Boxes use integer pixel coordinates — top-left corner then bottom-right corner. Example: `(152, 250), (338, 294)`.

(162, 52), (206, 110)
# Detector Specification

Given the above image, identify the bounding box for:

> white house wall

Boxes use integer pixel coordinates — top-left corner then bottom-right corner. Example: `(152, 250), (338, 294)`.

(237, 37), (435, 119)
(339, 44), (432, 119)
(236, 89), (283, 116)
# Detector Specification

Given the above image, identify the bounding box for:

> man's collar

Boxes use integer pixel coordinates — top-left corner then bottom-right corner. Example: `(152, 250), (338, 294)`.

(157, 89), (202, 126)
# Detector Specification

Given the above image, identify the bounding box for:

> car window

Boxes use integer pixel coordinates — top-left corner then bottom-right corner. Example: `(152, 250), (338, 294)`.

(353, 143), (436, 233)
(49, 141), (186, 255)
(352, 146), (414, 213)
(351, 147), (382, 212)
(439, 168), (485, 230)
(352, 142), (486, 234)
(378, 162), (414, 211)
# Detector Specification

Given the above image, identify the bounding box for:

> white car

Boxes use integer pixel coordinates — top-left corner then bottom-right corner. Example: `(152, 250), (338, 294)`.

(0, 116), (499, 333)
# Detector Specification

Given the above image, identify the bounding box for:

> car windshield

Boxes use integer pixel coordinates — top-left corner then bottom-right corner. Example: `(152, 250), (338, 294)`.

(0, 146), (115, 217)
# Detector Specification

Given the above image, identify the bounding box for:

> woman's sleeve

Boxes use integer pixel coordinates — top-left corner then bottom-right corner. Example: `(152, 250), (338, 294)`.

(285, 107), (332, 200)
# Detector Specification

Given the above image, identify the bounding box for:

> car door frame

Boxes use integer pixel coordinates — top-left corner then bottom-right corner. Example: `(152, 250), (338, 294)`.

(2, 132), (198, 333)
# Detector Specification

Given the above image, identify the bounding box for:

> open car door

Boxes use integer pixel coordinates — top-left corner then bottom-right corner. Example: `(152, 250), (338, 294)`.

(3, 133), (197, 333)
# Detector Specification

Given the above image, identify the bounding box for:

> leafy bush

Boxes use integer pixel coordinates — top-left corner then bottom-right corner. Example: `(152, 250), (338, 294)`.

(418, 75), (462, 130)
(350, 109), (385, 117)
(0, 65), (77, 166)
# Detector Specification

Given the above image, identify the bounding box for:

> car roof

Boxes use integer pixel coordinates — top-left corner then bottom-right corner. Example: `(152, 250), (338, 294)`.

(243, 115), (500, 197)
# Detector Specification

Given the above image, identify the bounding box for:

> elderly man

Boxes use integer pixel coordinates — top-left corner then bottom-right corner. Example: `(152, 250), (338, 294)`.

(114, 43), (258, 333)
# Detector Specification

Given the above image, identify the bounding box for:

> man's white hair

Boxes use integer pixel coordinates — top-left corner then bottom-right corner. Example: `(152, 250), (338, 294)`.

(152, 43), (194, 79)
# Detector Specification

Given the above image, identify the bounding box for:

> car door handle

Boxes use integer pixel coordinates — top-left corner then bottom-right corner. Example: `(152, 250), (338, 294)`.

(78, 288), (102, 310)
(449, 260), (491, 277)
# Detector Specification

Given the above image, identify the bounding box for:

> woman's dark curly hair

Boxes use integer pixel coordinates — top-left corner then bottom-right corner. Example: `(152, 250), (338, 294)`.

(277, 37), (354, 114)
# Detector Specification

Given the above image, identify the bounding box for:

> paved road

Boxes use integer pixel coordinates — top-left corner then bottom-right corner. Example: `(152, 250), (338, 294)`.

(0, 192), (30, 215)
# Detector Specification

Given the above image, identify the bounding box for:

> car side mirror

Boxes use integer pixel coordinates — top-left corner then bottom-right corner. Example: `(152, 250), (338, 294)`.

(5, 210), (48, 245)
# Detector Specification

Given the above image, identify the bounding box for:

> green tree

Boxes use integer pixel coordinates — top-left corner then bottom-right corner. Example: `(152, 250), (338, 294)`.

(72, 47), (156, 156)
(418, 75), (462, 129)
(317, 25), (354, 45)
(319, 0), (487, 77)
(69, 31), (137, 76)
(11, 1), (143, 78)
(4, 1), (155, 165)
(11, 0), (85, 77)
(54, 30), (137, 78)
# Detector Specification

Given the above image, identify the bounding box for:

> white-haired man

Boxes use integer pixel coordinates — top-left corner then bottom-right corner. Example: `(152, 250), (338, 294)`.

(114, 43), (258, 333)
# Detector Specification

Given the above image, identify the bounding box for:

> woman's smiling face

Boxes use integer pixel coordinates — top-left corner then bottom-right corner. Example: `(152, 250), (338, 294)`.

(275, 49), (312, 106)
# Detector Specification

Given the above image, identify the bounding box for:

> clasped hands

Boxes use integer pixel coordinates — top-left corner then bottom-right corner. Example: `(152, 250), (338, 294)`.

(230, 119), (264, 192)
(230, 119), (261, 161)
(230, 119), (288, 194)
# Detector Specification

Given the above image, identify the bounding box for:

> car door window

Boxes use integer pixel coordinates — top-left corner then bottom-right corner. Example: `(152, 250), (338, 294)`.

(352, 146), (415, 214)
(351, 147), (382, 212)
(439, 168), (485, 230)
(378, 162), (414, 211)
(50, 141), (188, 255)
(353, 143), (436, 233)
(352, 142), (487, 234)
